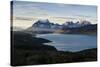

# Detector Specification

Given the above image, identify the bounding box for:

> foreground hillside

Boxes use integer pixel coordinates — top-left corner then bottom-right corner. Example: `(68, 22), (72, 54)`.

(11, 31), (97, 66)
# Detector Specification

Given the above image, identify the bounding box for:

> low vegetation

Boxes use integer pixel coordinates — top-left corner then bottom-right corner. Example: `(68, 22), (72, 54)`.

(11, 31), (97, 66)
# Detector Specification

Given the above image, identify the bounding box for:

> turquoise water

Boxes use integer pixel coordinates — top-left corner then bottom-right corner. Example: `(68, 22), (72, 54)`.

(37, 34), (97, 52)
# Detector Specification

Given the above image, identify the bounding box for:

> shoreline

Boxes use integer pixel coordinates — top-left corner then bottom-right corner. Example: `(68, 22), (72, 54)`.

(11, 31), (97, 66)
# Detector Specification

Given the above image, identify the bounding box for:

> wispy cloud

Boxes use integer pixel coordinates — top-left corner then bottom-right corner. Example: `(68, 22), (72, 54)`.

(12, 1), (97, 28)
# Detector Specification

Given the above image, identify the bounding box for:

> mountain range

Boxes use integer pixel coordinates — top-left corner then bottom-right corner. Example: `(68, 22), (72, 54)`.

(26, 19), (97, 34)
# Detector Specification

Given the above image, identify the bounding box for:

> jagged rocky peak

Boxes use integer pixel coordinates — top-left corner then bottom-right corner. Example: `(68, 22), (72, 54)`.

(63, 21), (74, 26)
(80, 20), (91, 25)
(63, 20), (91, 26)
(32, 19), (51, 27)
(37, 19), (50, 23)
(32, 19), (51, 28)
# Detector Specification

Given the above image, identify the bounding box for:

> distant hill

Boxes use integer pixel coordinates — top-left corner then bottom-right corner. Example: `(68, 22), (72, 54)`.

(62, 24), (97, 34)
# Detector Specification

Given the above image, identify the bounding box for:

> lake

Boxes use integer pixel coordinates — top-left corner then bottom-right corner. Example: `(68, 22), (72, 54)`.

(36, 34), (97, 52)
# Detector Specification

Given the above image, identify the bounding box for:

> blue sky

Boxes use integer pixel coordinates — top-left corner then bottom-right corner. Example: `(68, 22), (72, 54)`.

(12, 1), (97, 28)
